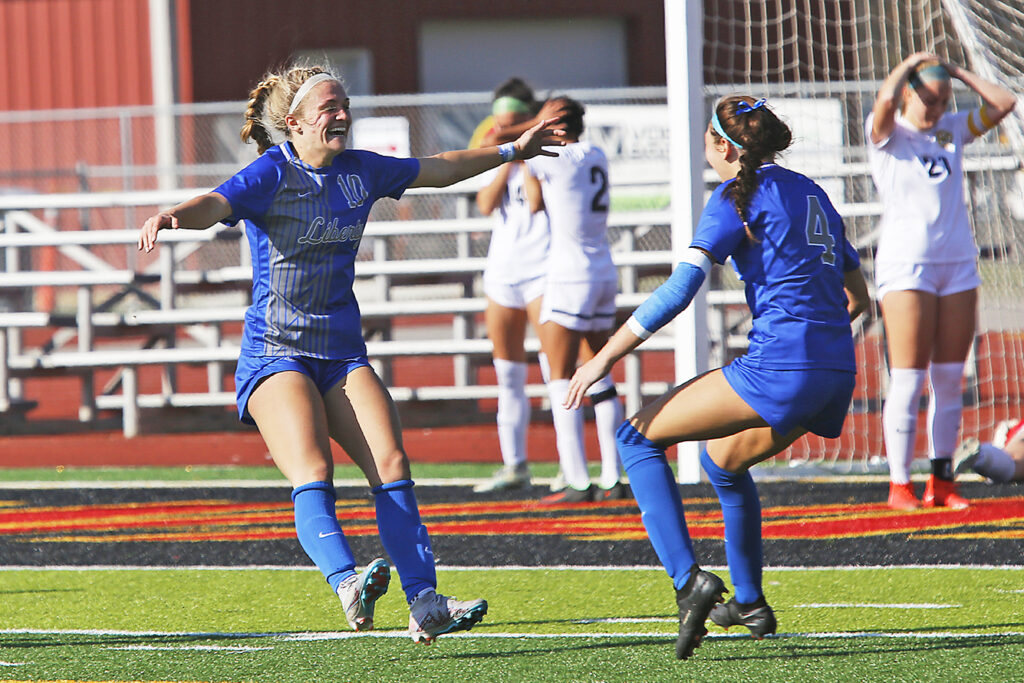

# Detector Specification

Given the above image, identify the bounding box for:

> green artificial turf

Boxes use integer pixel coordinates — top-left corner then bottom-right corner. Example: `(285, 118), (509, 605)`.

(1, 567), (1021, 682)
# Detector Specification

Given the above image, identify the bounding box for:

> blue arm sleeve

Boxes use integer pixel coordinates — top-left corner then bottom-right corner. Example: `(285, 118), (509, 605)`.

(626, 260), (707, 340)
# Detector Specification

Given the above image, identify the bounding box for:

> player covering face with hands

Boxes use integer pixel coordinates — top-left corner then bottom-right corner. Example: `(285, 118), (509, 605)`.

(866, 53), (1016, 511)
(139, 64), (564, 644)
(565, 96), (869, 660)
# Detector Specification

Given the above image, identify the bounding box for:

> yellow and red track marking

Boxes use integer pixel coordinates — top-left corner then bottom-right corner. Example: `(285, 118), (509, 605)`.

(2, 494), (1021, 544)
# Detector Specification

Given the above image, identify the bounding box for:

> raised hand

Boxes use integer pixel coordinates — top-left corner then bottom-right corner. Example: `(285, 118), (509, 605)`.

(511, 117), (566, 160)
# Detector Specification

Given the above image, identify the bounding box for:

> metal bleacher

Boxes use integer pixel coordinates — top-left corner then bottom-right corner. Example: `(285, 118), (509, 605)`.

(1, 184), (750, 437)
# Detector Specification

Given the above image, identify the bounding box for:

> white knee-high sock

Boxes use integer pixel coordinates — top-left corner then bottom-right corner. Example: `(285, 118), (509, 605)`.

(538, 352), (551, 384)
(587, 374), (624, 488)
(927, 362), (965, 460)
(547, 379), (590, 490)
(883, 368), (928, 484)
(493, 359), (529, 468)
(973, 444), (1017, 482)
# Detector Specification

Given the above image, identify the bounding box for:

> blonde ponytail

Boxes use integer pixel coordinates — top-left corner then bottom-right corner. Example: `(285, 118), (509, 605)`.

(238, 64), (337, 154)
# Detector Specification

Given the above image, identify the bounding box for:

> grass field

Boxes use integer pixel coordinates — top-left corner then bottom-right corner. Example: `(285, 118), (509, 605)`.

(2, 565), (1022, 682)
(2, 465), (1022, 682)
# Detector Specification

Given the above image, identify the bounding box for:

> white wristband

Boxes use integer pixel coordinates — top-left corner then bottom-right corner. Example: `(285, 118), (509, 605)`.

(498, 142), (517, 163)
(626, 316), (654, 341)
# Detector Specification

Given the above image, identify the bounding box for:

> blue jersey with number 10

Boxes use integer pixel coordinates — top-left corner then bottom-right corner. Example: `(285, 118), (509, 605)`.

(214, 142), (420, 359)
(691, 164), (859, 372)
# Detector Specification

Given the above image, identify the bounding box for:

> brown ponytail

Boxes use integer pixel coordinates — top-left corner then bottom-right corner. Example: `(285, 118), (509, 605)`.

(711, 96), (793, 241)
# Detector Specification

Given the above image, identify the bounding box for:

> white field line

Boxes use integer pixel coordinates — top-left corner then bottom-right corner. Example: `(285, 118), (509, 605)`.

(0, 564), (1022, 572)
(2, 628), (1023, 642)
(795, 603), (960, 609)
(108, 644), (273, 652)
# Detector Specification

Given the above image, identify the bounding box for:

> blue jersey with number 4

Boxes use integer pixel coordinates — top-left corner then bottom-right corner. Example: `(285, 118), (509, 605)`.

(214, 142), (420, 359)
(691, 164), (859, 371)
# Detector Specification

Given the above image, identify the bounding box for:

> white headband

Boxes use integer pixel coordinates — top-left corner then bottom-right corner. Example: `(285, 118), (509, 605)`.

(288, 73), (339, 115)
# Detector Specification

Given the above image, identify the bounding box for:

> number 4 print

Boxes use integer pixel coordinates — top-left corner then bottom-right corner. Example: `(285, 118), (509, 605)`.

(805, 194), (836, 266)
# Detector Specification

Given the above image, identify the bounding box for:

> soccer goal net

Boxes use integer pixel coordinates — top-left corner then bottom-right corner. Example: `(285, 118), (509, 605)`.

(703, 0), (1024, 469)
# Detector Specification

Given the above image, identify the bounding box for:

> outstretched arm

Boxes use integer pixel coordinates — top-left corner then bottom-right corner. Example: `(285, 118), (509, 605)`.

(479, 99), (571, 146)
(138, 192), (232, 252)
(411, 117), (564, 188)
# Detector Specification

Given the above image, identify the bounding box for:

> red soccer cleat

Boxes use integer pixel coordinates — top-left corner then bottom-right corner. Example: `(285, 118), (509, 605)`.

(887, 482), (921, 511)
(922, 475), (970, 509)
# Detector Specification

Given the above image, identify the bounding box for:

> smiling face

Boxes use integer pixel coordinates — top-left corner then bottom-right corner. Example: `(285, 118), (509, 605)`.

(287, 79), (351, 167)
(902, 78), (952, 131)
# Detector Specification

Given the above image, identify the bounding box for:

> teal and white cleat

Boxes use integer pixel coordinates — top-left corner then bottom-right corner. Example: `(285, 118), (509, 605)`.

(408, 589), (488, 643)
(337, 558), (390, 631)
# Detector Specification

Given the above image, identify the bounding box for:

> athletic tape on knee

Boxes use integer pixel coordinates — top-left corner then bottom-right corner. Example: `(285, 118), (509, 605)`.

(588, 375), (618, 405)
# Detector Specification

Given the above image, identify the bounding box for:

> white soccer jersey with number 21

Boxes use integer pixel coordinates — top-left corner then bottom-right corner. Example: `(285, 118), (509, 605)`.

(866, 110), (981, 264)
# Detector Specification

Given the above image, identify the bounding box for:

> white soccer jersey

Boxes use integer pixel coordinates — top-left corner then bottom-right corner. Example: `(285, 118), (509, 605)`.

(866, 110), (979, 264)
(483, 163), (550, 285)
(527, 141), (616, 283)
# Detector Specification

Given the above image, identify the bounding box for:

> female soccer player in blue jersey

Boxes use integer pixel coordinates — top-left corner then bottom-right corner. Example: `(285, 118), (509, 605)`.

(138, 63), (563, 644)
(565, 96), (870, 660)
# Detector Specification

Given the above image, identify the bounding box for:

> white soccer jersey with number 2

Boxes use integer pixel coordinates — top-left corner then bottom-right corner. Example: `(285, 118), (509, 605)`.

(527, 141), (616, 283)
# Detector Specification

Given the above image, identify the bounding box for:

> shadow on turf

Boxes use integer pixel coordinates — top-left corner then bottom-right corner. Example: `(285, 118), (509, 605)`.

(437, 633), (1024, 664)
(412, 634), (1024, 662)
(439, 637), (675, 660)
(0, 632), (272, 650)
(684, 634), (1024, 663)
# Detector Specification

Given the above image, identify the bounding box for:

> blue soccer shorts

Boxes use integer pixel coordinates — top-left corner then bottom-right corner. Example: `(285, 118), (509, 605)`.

(722, 355), (856, 438)
(234, 353), (371, 425)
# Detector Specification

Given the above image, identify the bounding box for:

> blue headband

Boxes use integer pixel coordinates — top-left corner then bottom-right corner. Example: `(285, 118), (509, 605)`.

(908, 64), (950, 89)
(711, 109), (742, 148)
(711, 98), (766, 149)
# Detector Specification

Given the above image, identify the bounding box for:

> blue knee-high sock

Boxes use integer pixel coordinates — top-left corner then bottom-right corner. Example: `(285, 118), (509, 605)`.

(616, 421), (697, 590)
(372, 480), (436, 603)
(700, 450), (762, 604)
(291, 481), (357, 592)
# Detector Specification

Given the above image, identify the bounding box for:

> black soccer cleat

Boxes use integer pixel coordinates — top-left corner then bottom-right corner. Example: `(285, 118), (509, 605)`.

(709, 596), (777, 639)
(674, 565), (727, 660)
